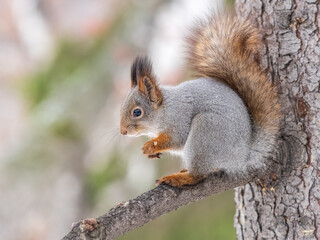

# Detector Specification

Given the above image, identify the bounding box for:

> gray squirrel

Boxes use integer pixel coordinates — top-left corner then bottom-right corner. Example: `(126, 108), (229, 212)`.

(120, 14), (281, 187)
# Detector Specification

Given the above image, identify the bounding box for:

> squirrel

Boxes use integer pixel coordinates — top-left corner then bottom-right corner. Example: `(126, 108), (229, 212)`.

(119, 14), (281, 187)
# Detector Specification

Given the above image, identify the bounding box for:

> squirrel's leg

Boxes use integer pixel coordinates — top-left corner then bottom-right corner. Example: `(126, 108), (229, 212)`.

(142, 133), (172, 158)
(159, 113), (250, 187)
(185, 113), (250, 183)
(156, 172), (204, 187)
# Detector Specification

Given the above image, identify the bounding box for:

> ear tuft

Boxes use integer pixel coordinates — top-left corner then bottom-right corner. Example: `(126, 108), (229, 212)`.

(131, 61), (137, 87)
(130, 56), (163, 108)
(131, 56), (153, 88)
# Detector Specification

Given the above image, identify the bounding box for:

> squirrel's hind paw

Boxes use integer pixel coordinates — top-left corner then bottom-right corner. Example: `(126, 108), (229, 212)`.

(156, 172), (203, 187)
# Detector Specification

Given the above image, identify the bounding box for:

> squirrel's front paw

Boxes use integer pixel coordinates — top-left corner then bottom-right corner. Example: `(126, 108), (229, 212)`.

(142, 140), (158, 156)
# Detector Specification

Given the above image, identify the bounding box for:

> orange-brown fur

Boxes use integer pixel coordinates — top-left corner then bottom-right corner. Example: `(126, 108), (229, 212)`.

(142, 133), (172, 156)
(156, 171), (204, 187)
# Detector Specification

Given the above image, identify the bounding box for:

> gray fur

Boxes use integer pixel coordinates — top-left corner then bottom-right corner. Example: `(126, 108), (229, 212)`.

(159, 78), (252, 176)
(121, 77), (255, 177)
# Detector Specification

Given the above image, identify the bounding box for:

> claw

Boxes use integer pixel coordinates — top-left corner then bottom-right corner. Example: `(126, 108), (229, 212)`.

(148, 153), (162, 159)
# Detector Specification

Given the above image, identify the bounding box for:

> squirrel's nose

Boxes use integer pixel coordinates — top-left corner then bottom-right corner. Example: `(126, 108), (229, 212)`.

(120, 129), (127, 135)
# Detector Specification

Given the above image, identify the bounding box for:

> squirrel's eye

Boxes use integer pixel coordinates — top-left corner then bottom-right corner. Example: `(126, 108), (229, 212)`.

(132, 108), (143, 118)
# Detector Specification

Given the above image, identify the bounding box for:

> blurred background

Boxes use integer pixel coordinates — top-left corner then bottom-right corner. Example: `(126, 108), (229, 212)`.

(0, 0), (236, 239)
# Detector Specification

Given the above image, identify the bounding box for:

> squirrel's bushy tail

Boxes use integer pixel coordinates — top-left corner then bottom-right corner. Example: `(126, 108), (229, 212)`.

(187, 14), (281, 166)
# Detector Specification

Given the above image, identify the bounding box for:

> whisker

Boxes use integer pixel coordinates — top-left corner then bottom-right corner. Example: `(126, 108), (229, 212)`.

(100, 127), (120, 137)
(103, 127), (120, 146)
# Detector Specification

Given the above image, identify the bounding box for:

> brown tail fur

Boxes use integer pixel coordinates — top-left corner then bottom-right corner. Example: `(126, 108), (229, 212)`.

(186, 14), (281, 136)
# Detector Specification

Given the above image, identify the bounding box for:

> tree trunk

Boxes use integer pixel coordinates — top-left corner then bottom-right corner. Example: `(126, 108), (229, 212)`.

(234, 0), (320, 239)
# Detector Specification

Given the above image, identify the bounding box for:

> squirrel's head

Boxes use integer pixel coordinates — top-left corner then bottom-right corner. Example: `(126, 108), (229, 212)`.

(120, 56), (163, 137)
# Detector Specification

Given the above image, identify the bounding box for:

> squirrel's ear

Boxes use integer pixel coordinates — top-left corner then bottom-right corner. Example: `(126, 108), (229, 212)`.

(139, 76), (163, 109)
(131, 56), (163, 108)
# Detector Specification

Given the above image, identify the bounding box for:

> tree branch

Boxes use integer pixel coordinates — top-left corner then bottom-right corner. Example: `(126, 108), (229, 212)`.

(62, 136), (301, 240)
(62, 173), (251, 240)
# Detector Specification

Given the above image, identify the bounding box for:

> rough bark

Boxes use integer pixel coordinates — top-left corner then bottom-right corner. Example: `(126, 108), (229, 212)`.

(234, 0), (320, 239)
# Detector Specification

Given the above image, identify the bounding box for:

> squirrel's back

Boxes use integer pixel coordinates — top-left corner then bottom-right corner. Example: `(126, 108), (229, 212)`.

(164, 77), (250, 119)
(187, 14), (281, 166)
